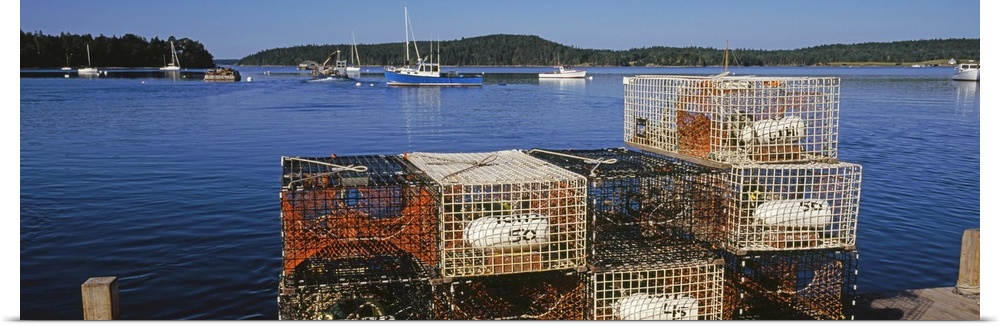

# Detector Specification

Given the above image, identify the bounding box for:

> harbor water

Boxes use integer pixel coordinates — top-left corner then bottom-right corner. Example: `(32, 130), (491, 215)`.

(19, 66), (980, 319)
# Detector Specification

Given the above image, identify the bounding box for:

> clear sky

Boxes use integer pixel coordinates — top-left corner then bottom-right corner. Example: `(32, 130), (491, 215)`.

(19, 0), (982, 59)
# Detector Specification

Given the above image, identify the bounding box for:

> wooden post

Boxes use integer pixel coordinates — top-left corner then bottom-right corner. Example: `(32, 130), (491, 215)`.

(955, 228), (979, 296)
(81, 276), (119, 320)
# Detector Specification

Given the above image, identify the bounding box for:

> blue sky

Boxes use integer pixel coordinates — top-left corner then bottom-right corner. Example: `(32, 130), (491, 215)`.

(19, 0), (982, 59)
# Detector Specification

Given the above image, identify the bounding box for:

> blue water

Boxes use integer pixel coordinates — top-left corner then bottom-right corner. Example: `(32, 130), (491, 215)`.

(19, 66), (980, 320)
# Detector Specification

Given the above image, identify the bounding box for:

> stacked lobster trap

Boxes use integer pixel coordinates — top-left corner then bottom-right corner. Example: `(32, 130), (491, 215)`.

(527, 148), (726, 320)
(623, 73), (863, 320)
(278, 154), (440, 320)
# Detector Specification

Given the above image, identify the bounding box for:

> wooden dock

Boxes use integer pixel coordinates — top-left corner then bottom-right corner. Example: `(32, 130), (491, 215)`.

(855, 287), (980, 320)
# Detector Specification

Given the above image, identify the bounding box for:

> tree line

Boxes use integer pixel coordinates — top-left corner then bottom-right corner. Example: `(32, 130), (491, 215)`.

(21, 30), (217, 68)
(22, 31), (978, 69)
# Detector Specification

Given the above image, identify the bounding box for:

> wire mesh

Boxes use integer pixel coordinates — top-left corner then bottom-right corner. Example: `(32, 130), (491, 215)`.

(280, 155), (439, 284)
(719, 162), (862, 253)
(588, 243), (724, 320)
(526, 147), (728, 249)
(278, 277), (436, 320)
(405, 150), (588, 277)
(722, 250), (858, 320)
(434, 270), (588, 320)
(623, 75), (840, 165)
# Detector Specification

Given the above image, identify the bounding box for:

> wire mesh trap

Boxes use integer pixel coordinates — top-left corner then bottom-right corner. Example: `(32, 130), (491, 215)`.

(526, 147), (728, 248)
(722, 249), (859, 320)
(404, 150), (588, 277)
(278, 277), (436, 320)
(718, 162), (863, 253)
(588, 242), (724, 320)
(433, 270), (588, 320)
(280, 155), (439, 284)
(623, 75), (840, 165)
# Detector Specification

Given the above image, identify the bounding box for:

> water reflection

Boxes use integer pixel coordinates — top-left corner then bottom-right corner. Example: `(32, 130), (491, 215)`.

(952, 80), (979, 103)
(538, 78), (586, 91)
(400, 87), (443, 147)
(163, 70), (182, 81)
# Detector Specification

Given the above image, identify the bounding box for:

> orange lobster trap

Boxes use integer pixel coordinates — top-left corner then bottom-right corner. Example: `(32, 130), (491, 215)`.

(624, 75), (840, 166)
(279, 155), (439, 284)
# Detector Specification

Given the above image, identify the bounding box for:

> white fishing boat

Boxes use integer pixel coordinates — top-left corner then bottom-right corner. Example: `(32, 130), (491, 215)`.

(159, 40), (181, 71)
(952, 61), (979, 81)
(78, 44), (98, 74)
(538, 65), (586, 79)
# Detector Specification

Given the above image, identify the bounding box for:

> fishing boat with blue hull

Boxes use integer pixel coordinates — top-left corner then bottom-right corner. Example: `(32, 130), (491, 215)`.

(383, 7), (483, 87)
(384, 60), (483, 86)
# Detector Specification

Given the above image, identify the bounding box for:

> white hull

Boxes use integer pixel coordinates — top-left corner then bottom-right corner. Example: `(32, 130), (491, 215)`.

(159, 65), (180, 71)
(952, 69), (979, 81)
(78, 67), (99, 74)
(539, 70), (586, 78)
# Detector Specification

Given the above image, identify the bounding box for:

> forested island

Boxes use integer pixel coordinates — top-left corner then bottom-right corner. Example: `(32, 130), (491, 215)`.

(21, 31), (979, 69)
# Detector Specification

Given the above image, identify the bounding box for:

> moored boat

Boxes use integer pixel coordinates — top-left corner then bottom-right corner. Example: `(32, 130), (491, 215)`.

(952, 61), (980, 81)
(538, 65), (586, 79)
(382, 7), (483, 86)
(204, 67), (241, 82)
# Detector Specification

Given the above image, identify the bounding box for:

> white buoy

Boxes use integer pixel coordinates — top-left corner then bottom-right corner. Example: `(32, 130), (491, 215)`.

(247, 77), (253, 82)
(463, 214), (548, 251)
(64, 74), (70, 78)
(356, 82), (362, 86)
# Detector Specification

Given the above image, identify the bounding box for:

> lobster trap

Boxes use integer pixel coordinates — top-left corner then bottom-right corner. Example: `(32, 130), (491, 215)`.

(432, 270), (588, 320)
(404, 150), (588, 277)
(589, 242), (724, 320)
(526, 148), (727, 248)
(722, 250), (858, 320)
(623, 75), (840, 166)
(280, 155), (439, 284)
(278, 276), (436, 320)
(717, 162), (862, 253)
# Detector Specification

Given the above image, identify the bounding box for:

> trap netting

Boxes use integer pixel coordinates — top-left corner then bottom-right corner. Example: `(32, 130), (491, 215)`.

(589, 243), (725, 320)
(526, 148), (728, 248)
(722, 250), (858, 320)
(721, 162), (863, 253)
(623, 75), (840, 165)
(280, 155), (439, 284)
(433, 270), (588, 320)
(405, 150), (588, 277)
(278, 277), (436, 320)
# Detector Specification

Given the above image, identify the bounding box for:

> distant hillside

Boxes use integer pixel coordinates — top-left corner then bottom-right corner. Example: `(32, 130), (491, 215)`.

(237, 34), (979, 67)
(20, 30), (217, 69)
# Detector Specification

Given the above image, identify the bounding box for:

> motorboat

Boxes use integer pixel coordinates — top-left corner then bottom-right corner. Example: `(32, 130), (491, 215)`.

(538, 65), (586, 79)
(952, 61), (980, 81)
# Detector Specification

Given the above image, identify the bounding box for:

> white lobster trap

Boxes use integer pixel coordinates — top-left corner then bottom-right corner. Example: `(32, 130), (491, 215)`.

(405, 150), (588, 277)
(721, 162), (862, 253)
(623, 75), (840, 166)
(589, 242), (724, 320)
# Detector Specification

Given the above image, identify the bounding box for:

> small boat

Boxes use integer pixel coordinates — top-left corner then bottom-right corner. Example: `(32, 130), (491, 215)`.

(382, 7), (483, 86)
(204, 67), (241, 82)
(78, 44), (99, 74)
(159, 40), (181, 71)
(538, 65), (586, 79)
(952, 61), (980, 81)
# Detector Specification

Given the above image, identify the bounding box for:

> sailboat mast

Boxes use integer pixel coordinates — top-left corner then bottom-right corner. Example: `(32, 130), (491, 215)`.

(86, 44), (92, 66)
(404, 7), (410, 65)
(723, 40), (729, 73)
